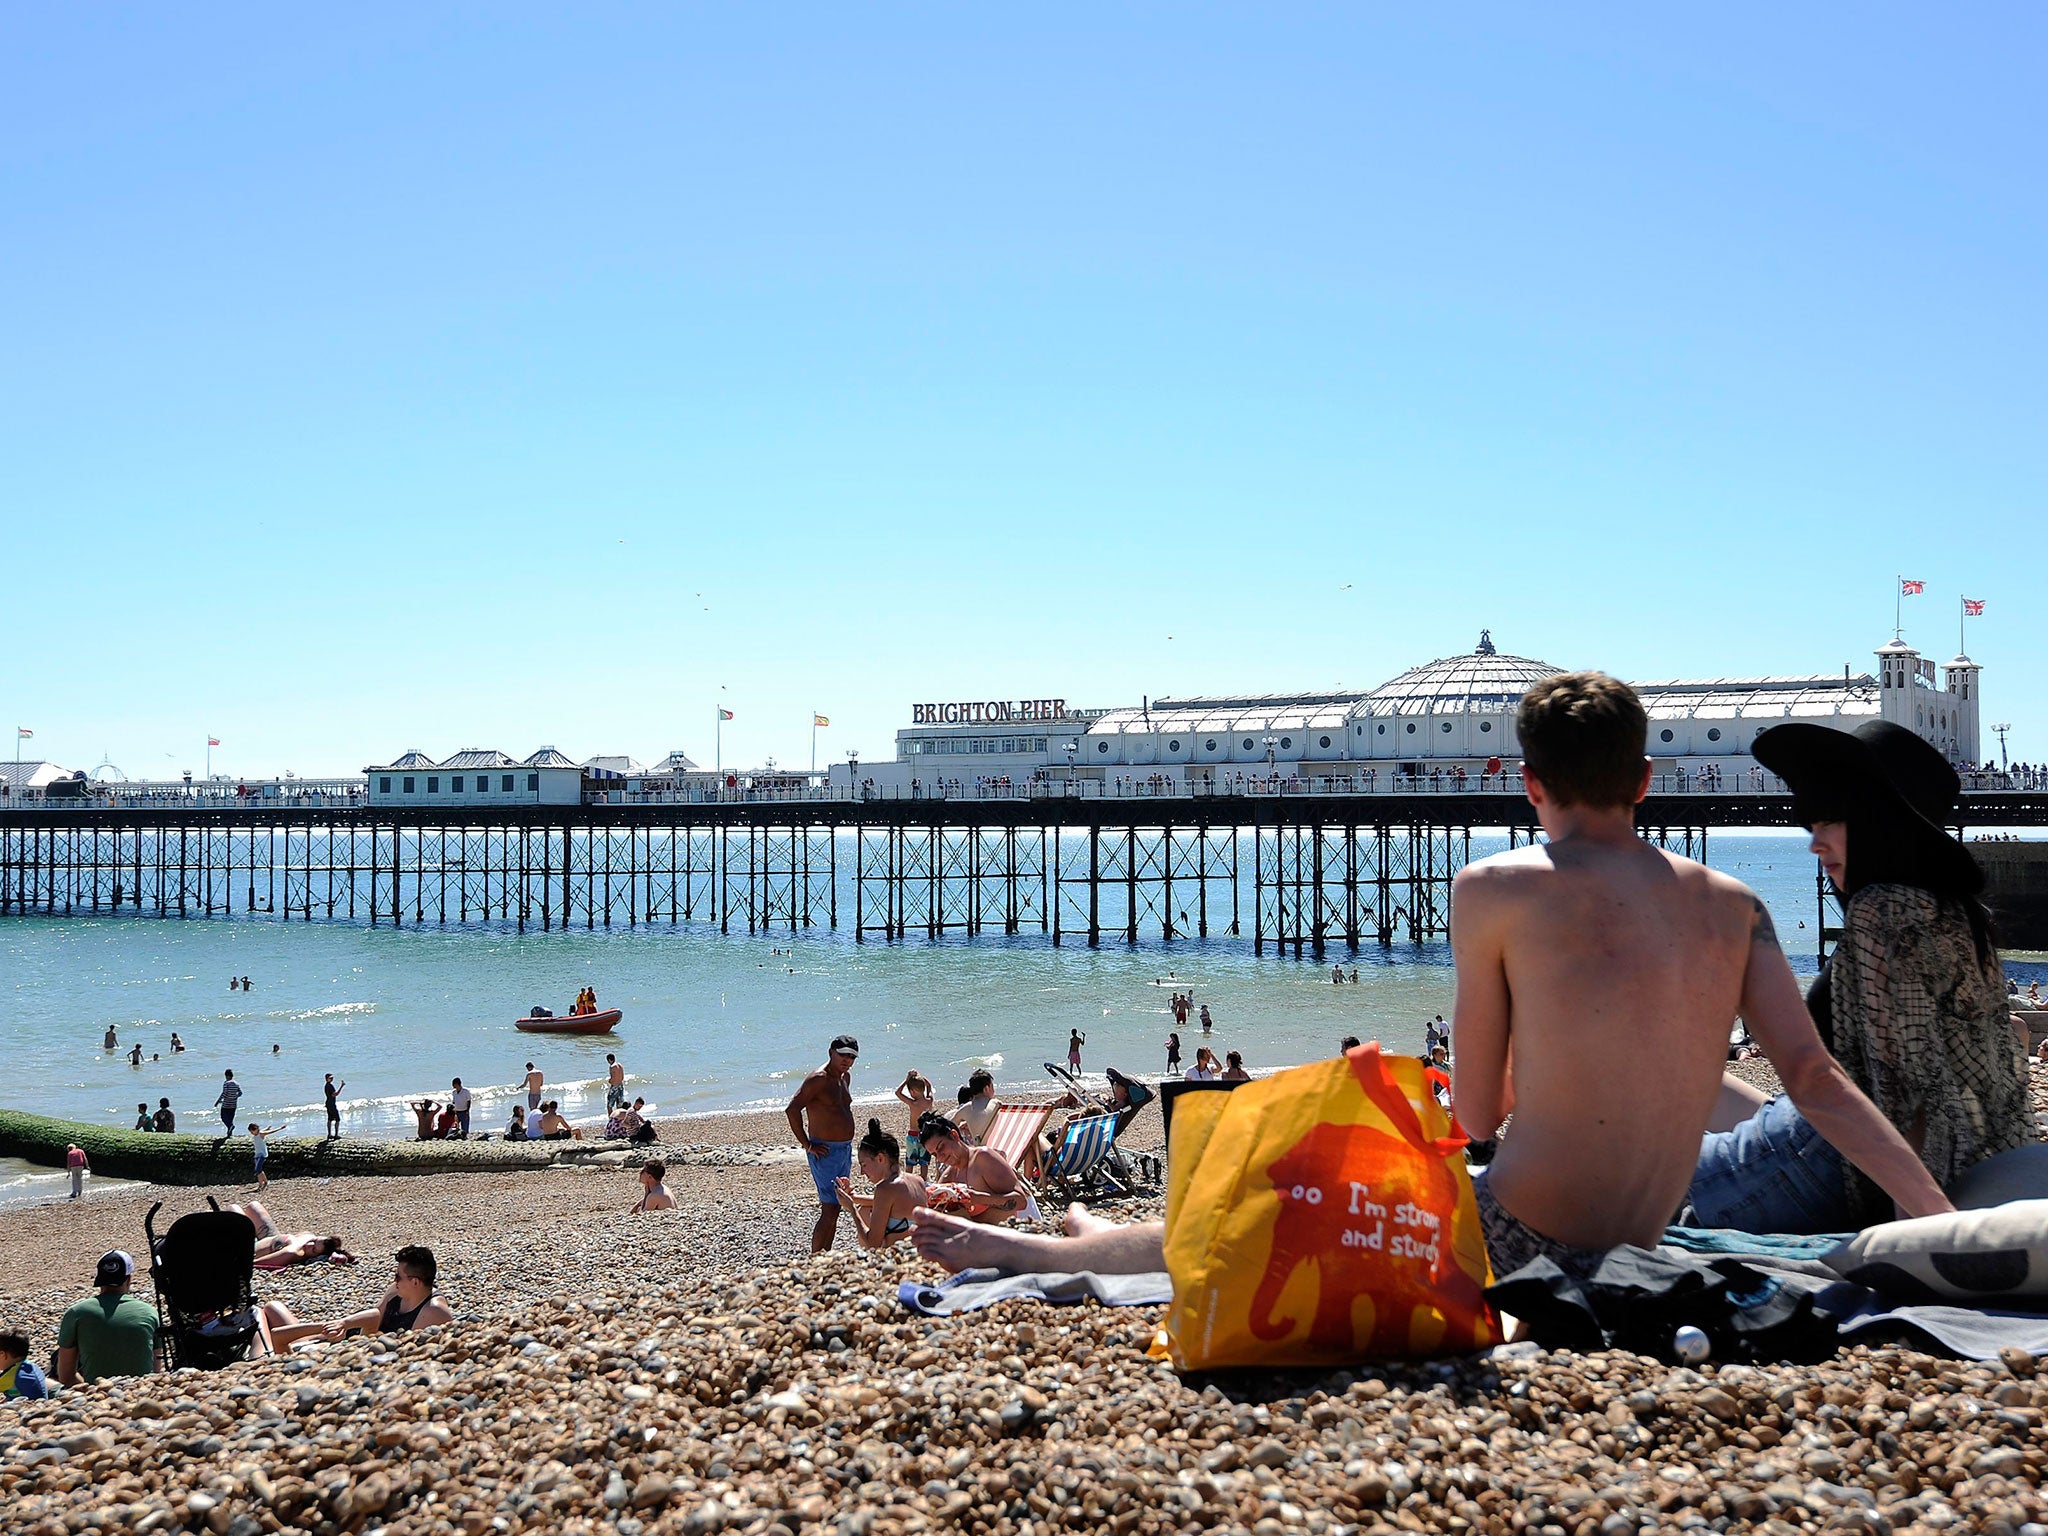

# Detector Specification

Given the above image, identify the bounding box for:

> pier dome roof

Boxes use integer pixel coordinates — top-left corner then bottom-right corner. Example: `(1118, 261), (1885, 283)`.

(441, 748), (517, 769)
(387, 750), (436, 769)
(523, 746), (578, 768)
(1355, 631), (1563, 717)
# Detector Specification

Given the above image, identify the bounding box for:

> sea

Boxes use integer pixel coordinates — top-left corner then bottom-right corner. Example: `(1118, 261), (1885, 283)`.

(6, 830), (2043, 1208)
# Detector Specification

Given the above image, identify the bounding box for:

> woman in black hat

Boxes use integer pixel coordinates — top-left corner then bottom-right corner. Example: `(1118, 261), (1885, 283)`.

(1688, 720), (2031, 1232)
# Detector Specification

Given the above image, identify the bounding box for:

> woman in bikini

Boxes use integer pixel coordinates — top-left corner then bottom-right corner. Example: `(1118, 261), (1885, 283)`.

(833, 1119), (928, 1248)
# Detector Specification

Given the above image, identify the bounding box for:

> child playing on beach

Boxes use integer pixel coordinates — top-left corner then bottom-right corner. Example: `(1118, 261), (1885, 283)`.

(894, 1071), (935, 1171)
(247, 1120), (286, 1189)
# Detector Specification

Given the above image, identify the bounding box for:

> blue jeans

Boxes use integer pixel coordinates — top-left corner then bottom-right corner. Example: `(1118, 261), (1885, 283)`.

(1686, 1094), (1857, 1234)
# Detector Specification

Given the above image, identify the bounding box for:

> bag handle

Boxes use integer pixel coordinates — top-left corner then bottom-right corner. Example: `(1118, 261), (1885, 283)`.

(1348, 1042), (1468, 1157)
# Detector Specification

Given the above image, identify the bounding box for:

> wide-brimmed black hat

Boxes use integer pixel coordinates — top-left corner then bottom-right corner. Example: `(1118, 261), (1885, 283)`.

(1752, 719), (1980, 894)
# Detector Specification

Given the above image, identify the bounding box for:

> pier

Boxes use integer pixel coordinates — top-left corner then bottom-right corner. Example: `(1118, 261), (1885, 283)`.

(6, 785), (2045, 953)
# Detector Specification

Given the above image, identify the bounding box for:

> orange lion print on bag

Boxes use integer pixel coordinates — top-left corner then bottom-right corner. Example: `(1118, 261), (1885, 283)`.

(1163, 1043), (1497, 1368)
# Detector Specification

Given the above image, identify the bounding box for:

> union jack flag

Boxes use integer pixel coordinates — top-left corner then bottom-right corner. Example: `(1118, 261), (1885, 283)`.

(1963, 598), (1985, 616)
(1900, 578), (1926, 596)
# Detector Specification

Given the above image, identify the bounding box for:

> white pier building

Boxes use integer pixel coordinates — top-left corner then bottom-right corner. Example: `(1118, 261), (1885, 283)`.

(835, 631), (1983, 794)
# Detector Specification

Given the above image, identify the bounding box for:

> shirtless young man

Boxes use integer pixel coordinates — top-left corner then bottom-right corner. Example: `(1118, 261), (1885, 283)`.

(785, 1034), (859, 1253)
(1448, 671), (1947, 1274)
(913, 672), (1950, 1282)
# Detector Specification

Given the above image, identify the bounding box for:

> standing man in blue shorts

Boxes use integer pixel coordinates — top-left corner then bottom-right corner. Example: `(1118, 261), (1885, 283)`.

(784, 1034), (858, 1254)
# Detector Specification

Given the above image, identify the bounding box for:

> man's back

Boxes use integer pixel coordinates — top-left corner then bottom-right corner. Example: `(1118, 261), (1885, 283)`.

(1453, 836), (1757, 1251)
(58, 1292), (159, 1382)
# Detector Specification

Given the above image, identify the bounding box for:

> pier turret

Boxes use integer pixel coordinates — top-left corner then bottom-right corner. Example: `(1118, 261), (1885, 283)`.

(1944, 654), (1982, 765)
(1875, 638), (1919, 733)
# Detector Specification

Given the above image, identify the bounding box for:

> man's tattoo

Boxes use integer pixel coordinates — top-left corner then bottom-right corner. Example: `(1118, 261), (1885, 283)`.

(1750, 895), (1779, 949)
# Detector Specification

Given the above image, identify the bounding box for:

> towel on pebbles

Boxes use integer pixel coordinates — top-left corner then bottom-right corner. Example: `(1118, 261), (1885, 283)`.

(898, 1267), (1172, 1315)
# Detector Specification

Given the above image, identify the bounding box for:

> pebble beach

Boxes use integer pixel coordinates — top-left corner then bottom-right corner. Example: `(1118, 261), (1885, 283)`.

(7, 1076), (2048, 1536)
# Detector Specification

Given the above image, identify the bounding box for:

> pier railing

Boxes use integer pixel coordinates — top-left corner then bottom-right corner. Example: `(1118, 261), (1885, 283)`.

(5, 768), (2043, 811)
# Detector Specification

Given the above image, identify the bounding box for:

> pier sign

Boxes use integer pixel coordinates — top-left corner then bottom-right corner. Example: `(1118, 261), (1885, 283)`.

(912, 698), (1068, 725)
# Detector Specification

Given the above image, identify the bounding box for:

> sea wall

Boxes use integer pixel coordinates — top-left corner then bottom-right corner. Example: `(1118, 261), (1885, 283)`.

(0, 1110), (565, 1184)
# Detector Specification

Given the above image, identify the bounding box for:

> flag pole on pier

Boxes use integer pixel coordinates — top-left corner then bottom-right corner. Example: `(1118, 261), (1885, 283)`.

(14, 725), (28, 785)
(717, 704), (733, 772)
(1896, 575), (1924, 638)
(811, 713), (830, 775)
(207, 735), (219, 780)
(1962, 595), (1985, 655)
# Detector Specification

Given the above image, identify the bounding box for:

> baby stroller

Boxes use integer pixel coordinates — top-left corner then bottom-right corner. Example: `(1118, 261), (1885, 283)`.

(144, 1199), (262, 1370)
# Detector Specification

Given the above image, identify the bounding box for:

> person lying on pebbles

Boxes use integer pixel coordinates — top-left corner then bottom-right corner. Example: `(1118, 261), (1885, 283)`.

(263, 1245), (451, 1349)
(229, 1200), (358, 1269)
(833, 1119), (928, 1249)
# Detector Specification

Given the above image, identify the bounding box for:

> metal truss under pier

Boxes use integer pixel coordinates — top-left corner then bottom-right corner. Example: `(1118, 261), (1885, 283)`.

(5, 792), (2044, 953)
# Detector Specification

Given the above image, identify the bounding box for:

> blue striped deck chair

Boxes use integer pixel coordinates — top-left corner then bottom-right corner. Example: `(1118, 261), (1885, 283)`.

(1043, 1113), (1129, 1201)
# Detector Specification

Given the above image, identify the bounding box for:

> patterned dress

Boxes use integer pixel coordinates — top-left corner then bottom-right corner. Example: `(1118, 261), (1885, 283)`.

(1828, 883), (2032, 1222)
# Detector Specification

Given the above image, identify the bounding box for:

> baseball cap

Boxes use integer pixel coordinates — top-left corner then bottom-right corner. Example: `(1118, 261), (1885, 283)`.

(829, 1034), (860, 1058)
(95, 1250), (135, 1287)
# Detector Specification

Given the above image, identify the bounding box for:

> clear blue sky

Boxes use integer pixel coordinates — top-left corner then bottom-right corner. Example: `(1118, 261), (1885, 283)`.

(6, 7), (2043, 778)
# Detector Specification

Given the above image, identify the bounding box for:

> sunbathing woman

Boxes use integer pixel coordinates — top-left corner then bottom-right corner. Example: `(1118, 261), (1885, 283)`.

(916, 1112), (1038, 1224)
(834, 1119), (930, 1248)
(229, 1201), (358, 1269)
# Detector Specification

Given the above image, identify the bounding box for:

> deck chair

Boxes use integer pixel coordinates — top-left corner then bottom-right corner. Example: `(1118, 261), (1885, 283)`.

(1045, 1062), (1160, 1186)
(1043, 1113), (1130, 1201)
(979, 1102), (1059, 1184)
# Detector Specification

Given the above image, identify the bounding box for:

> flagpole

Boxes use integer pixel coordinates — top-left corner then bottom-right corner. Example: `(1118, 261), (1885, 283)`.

(1895, 576), (1902, 640)
(811, 713), (817, 776)
(716, 710), (721, 774)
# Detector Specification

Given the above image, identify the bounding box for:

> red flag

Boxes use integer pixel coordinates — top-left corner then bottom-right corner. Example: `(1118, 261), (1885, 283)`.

(1900, 578), (1926, 596)
(718, 709), (735, 721)
(1963, 598), (1985, 616)
(207, 736), (221, 746)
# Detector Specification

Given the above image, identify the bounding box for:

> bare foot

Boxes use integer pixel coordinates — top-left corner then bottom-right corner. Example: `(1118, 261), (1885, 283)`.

(910, 1205), (1057, 1274)
(1063, 1202), (1116, 1237)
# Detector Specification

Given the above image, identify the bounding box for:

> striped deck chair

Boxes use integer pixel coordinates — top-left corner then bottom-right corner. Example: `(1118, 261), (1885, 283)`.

(979, 1102), (1058, 1185)
(1043, 1113), (1128, 1201)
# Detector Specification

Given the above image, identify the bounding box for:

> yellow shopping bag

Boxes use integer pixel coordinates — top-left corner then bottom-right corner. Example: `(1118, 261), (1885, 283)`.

(1162, 1042), (1498, 1369)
